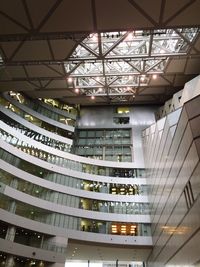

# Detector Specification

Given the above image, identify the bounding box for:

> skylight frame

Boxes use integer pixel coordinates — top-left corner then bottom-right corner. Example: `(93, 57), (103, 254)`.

(65, 28), (199, 101)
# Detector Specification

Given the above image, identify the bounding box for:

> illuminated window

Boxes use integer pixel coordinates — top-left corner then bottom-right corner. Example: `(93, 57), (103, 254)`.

(116, 107), (130, 114)
(111, 223), (137, 235)
(111, 224), (117, 234)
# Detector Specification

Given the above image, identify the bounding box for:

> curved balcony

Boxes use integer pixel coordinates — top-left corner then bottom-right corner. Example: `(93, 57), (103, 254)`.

(7, 91), (77, 126)
(0, 167), (150, 215)
(0, 209), (153, 247)
(0, 142), (147, 196)
(0, 108), (72, 151)
(0, 90), (152, 250)
(0, 95), (74, 139)
(0, 239), (66, 264)
(0, 121), (145, 178)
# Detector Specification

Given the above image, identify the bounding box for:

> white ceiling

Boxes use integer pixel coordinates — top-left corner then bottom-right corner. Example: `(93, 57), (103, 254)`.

(65, 241), (151, 262)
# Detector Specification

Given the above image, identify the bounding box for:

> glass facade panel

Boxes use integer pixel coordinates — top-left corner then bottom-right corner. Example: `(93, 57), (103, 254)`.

(74, 129), (132, 162)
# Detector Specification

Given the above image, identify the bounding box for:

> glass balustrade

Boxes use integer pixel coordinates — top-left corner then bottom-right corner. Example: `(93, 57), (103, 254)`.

(7, 91), (76, 127)
(0, 194), (151, 236)
(0, 96), (74, 139)
(0, 112), (71, 152)
(0, 149), (148, 197)
(0, 172), (150, 215)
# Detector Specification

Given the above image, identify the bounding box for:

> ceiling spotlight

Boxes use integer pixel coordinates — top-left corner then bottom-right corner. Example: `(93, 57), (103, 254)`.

(126, 32), (133, 41)
(152, 74), (158, 79)
(75, 88), (79, 93)
(91, 95), (95, 100)
(140, 75), (146, 82)
(98, 87), (103, 92)
(67, 77), (73, 83)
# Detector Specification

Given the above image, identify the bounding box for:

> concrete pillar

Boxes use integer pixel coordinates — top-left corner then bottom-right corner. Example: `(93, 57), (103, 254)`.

(10, 178), (18, 189)
(5, 255), (15, 267)
(4, 179), (17, 267)
(102, 146), (106, 160)
(5, 226), (16, 241)
(8, 201), (16, 213)
(37, 261), (45, 267)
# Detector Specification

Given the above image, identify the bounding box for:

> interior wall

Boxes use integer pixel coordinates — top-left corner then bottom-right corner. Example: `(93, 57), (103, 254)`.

(77, 106), (157, 167)
(143, 96), (200, 267)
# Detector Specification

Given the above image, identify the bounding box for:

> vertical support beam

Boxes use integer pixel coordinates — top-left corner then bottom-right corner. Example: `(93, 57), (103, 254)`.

(88, 260), (90, 267)
(5, 255), (15, 267)
(5, 226), (16, 241)
(102, 146), (106, 160)
(116, 259), (119, 267)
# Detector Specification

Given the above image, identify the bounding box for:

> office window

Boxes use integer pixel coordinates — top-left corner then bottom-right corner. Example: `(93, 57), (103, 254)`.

(113, 117), (130, 124)
(116, 107), (130, 114)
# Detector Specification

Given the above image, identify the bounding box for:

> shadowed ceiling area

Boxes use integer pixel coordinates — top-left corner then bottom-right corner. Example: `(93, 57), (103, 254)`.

(0, 0), (200, 106)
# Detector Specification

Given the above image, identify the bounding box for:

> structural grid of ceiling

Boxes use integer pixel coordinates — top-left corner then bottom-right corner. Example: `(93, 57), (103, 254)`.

(0, 0), (200, 105)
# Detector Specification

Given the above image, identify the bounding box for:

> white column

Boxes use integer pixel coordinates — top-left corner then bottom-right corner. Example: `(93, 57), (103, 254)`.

(5, 255), (15, 267)
(5, 226), (16, 241)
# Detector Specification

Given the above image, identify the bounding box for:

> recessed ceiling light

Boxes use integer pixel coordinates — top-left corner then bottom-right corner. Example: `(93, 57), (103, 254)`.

(152, 74), (158, 79)
(75, 88), (79, 93)
(91, 95), (95, 100)
(67, 77), (73, 83)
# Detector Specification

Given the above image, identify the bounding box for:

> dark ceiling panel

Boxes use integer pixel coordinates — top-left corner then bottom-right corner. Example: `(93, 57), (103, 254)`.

(0, 1), (200, 106)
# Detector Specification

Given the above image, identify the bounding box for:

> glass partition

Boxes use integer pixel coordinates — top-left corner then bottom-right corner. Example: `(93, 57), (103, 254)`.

(0, 194), (151, 236)
(0, 128), (145, 178)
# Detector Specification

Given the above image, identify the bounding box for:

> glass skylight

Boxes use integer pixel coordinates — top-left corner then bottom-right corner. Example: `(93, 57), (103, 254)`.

(64, 28), (199, 102)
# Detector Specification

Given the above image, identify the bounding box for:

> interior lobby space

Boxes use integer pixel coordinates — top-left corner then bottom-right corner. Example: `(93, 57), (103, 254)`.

(0, 1), (200, 267)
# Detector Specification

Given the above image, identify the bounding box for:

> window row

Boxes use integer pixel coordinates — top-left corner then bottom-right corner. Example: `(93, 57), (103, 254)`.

(0, 131), (142, 177)
(8, 91), (77, 124)
(0, 96), (74, 139)
(0, 172), (150, 215)
(0, 114), (71, 151)
(0, 194), (151, 236)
